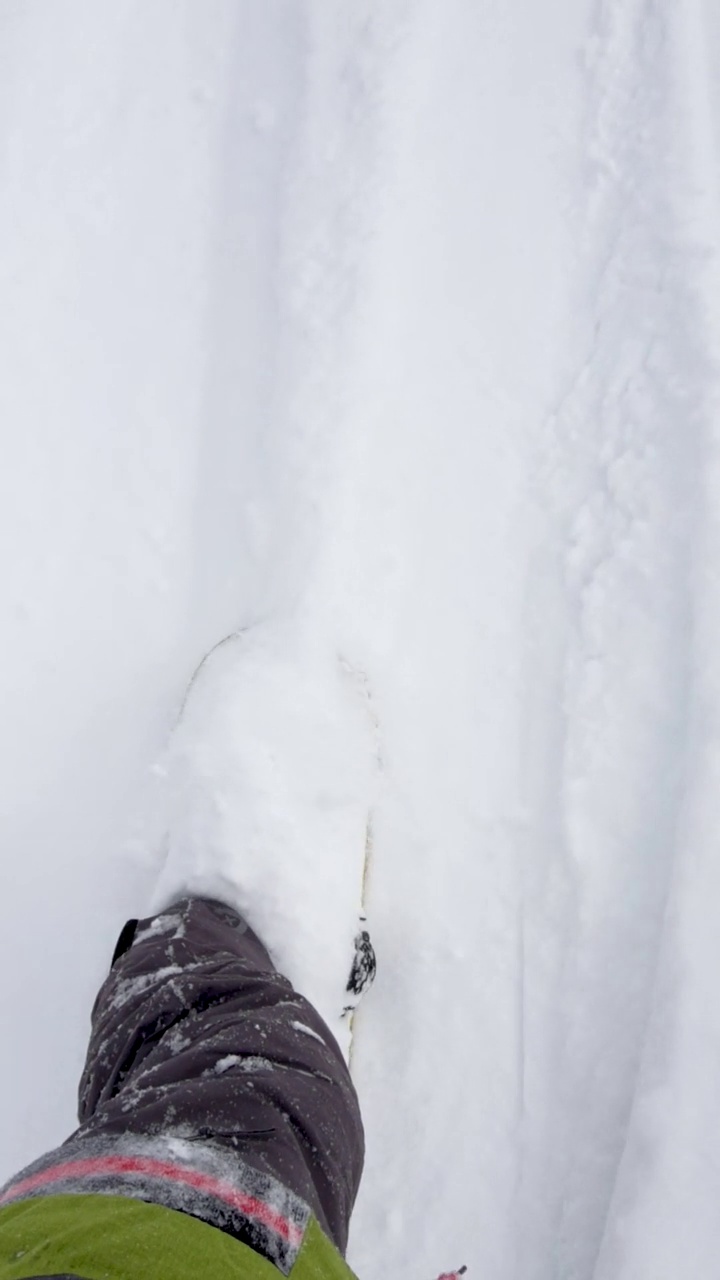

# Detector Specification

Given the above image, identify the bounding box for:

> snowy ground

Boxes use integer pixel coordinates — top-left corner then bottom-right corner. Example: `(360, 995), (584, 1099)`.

(1, 3), (720, 1278)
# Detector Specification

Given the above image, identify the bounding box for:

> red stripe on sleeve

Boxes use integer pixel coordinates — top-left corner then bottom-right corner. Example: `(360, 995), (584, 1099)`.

(0, 1155), (303, 1246)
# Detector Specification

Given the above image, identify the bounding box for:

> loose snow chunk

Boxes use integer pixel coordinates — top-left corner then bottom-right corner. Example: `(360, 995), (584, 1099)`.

(134, 913), (186, 946)
(213, 1054), (241, 1074)
(291, 1020), (326, 1046)
(211, 1054), (274, 1075)
(109, 965), (184, 1010)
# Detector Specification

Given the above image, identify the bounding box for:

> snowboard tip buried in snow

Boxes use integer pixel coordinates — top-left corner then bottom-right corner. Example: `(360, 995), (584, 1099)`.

(154, 621), (380, 1042)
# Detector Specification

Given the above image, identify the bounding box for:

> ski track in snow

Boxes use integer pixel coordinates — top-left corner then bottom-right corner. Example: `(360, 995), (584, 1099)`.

(521, 1), (707, 1275)
(1, 4), (720, 1280)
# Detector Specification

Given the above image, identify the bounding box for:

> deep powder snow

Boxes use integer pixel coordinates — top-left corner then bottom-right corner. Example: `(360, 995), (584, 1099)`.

(0, 4), (719, 1279)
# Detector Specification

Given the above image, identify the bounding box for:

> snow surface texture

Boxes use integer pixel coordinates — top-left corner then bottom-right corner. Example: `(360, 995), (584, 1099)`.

(1, 3), (720, 1279)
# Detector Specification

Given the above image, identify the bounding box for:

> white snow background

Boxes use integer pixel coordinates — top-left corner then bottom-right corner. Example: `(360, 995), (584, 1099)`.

(1, 2), (720, 1278)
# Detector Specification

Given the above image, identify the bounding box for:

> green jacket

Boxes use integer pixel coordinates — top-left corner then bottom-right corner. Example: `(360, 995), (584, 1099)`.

(0, 1193), (356, 1280)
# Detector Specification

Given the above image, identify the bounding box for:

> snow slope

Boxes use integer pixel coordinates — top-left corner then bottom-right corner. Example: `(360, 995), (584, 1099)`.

(1, 3), (720, 1279)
